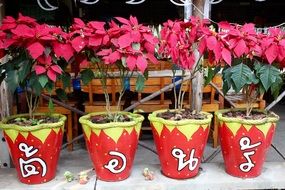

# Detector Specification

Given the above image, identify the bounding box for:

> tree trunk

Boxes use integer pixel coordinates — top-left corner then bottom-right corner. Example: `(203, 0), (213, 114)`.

(191, 0), (205, 112)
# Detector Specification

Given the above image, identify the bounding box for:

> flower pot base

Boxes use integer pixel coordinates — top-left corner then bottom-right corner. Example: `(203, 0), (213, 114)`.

(149, 110), (212, 179)
(217, 109), (279, 178)
(79, 112), (144, 182)
(0, 113), (66, 184)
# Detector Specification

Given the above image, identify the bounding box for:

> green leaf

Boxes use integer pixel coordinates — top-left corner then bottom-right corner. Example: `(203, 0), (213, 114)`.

(29, 73), (43, 96)
(48, 98), (54, 113)
(204, 66), (220, 86)
(45, 82), (54, 94)
(143, 69), (149, 80)
(55, 88), (67, 101)
(257, 64), (281, 91)
(61, 73), (71, 89)
(135, 74), (145, 92)
(230, 63), (253, 92)
(254, 61), (262, 71)
(32, 82), (43, 96)
(18, 60), (31, 83)
(80, 69), (94, 85)
(39, 75), (49, 88)
(6, 70), (19, 93)
(90, 57), (100, 64)
(222, 67), (232, 94)
(270, 76), (283, 99)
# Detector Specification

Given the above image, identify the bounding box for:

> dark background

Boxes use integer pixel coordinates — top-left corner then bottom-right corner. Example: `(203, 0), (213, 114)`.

(4, 0), (285, 26)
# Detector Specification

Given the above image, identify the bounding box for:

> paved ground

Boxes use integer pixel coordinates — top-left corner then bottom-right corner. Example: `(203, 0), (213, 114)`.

(0, 105), (285, 189)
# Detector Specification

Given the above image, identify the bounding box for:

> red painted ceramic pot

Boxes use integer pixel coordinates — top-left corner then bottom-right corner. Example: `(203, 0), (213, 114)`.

(79, 112), (144, 181)
(148, 110), (212, 179)
(0, 113), (66, 184)
(216, 109), (279, 178)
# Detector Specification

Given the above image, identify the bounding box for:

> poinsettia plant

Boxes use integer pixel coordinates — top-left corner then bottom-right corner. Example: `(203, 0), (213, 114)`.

(158, 16), (210, 111)
(0, 13), (71, 119)
(67, 16), (158, 121)
(200, 22), (285, 116)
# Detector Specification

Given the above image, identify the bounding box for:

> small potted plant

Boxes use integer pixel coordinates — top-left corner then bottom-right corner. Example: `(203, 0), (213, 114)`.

(72, 16), (158, 181)
(0, 14), (70, 184)
(148, 17), (213, 179)
(201, 22), (283, 178)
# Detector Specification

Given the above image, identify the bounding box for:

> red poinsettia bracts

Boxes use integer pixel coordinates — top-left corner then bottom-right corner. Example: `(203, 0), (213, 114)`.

(0, 13), (67, 82)
(68, 16), (158, 73)
(199, 21), (285, 68)
(159, 17), (210, 69)
(259, 28), (285, 67)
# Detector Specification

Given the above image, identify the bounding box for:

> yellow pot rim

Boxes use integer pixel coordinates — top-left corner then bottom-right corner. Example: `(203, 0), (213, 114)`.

(0, 113), (66, 132)
(215, 109), (279, 125)
(79, 111), (144, 129)
(148, 109), (213, 126)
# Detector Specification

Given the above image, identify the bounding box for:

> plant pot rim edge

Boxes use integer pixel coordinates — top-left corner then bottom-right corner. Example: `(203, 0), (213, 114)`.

(215, 108), (279, 125)
(0, 113), (67, 132)
(79, 111), (144, 129)
(148, 109), (213, 126)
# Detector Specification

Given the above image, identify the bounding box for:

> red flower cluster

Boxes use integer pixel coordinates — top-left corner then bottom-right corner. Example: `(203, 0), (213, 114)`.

(0, 13), (67, 81)
(159, 17), (210, 69)
(68, 15), (158, 72)
(0, 14), (158, 85)
(200, 21), (285, 67)
(160, 17), (285, 69)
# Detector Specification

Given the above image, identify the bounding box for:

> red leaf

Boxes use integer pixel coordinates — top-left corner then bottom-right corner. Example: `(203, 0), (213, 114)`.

(213, 42), (222, 61)
(47, 69), (57, 82)
(53, 42), (74, 61)
(115, 17), (130, 25)
(89, 36), (102, 47)
(18, 13), (37, 24)
(218, 21), (232, 30)
(97, 49), (112, 56)
(27, 42), (45, 59)
(0, 49), (5, 59)
(143, 42), (155, 53)
(242, 23), (255, 33)
(118, 33), (132, 48)
(11, 24), (34, 38)
(136, 56), (147, 72)
(35, 65), (46, 75)
(222, 48), (232, 65)
(198, 37), (206, 54)
(234, 39), (246, 57)
(131, 30), (141, 42)
(71, 36), (87, 52)
(206, 36), (217, 51)
(143, 33), (156, 43)
(88, 21), (105, 30)
(51, 65), (62, 74)
(146, 53), (158, 64)
(130, 16), (138, 26)
(73, 18), (85, 28)
(79, 59), (89, 68)
(126, 55), (136, 71)
(108, 51), (121, 63)
(168, 33), (178, 48)
(265, 44), (278, 64)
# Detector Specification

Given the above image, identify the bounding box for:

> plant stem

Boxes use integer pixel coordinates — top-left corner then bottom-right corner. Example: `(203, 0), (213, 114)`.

(172, 69), (178, 110)
(177, 69), (185, 110)
(96, 62), (112, 118)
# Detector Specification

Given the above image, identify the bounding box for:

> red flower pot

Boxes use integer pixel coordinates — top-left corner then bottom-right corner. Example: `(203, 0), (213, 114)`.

(148, 110), (212, 179)
(0, 113), (66, 184)
(216, 109), (279, 178)
(79, 112), (144, 181)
